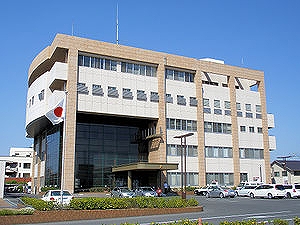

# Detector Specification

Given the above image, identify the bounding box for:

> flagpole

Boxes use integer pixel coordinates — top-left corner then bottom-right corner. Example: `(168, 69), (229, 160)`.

(60, 88), (67, 205)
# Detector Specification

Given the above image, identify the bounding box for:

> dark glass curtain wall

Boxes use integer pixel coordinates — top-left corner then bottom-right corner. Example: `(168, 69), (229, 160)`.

(75, 122), (139, 190)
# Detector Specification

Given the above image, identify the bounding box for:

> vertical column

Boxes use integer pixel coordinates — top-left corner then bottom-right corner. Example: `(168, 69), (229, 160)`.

(149, 62), (166, 164)
(63, 48), (78, 193)
(128, 171), (132, 189)
(0, 161), (6, 198)
(195, 70), (205, 186)
(228, 75), (240, 186)
(258, 79), (271, 184)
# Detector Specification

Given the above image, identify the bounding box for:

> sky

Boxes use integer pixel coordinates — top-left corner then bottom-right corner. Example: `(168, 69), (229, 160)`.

(0, 0), (299, 161)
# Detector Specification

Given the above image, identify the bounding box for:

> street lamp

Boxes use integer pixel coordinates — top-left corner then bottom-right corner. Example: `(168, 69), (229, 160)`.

(174, 132), (194, 199)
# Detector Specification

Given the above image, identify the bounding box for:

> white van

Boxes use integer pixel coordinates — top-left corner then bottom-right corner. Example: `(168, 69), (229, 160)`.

(237, 181), (263, 190)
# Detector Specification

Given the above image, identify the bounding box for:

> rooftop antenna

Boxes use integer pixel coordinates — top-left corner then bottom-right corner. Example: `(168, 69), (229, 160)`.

(116, 3), (119, 45)
(72, 23), (74, 36)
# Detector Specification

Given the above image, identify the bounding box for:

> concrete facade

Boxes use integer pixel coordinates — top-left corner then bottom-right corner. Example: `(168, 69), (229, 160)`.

(26, 34), (275, 192)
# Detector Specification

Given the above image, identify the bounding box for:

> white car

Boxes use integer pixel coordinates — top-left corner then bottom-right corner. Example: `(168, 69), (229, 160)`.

(135, 187), (158, 197)
(111, 187), (135, 198)
(194, 185), (216, 196)
(249, 184), (286, 199)
(41, 190), (74, 204)
(283, 184), (300, 198)
(236, 185), (257, 197)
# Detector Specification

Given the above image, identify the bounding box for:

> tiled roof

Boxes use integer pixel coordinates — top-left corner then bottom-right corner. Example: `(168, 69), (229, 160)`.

(272, 160), (300, 172)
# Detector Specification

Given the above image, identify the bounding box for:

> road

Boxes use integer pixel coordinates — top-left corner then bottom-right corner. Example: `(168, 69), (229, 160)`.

(13, 195), (300, 225)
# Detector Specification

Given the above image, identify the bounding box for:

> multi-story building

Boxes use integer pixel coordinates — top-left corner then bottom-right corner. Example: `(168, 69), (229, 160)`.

(0, 147), (33, 179)
(26, 34), (276, 193)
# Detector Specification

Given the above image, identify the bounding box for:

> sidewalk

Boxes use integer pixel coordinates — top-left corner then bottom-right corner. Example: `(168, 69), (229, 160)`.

(0, 198), (13, 208)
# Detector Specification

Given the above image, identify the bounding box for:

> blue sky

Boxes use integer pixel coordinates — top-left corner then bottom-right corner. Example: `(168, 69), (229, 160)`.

(0, 0), (299, 161)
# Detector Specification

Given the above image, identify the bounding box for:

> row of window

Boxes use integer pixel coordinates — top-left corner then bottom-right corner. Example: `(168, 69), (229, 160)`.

(167, 144), (198, 157)
(78, 83), (160, 102)
(240, 126), (263, 133)
(167, 144), (264, 159)
(78, 55), (157, 77)
(204, 121), (232, 134)
(166, 118), (197, 132)
(204, 99), (261, 113)
(165, 69), (195, 83)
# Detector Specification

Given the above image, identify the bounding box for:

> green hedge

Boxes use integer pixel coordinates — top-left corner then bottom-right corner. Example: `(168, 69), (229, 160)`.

(21, 197), (60, 211)
(0, 208), (35, 216)
(69, 196), (198, 210)
(22, 196), (198, 211)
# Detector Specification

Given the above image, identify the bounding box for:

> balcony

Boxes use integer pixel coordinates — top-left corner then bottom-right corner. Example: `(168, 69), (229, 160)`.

(267, 114), (275, 129)
(269, 135), (276, 151)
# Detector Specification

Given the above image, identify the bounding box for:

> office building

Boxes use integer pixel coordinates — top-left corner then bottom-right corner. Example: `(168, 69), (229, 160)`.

(26, 34), (275, 193)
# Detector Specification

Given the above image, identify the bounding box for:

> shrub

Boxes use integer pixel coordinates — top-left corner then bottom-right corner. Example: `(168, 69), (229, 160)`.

(69, 196), (198, 210)
(271, 218), (289, 225)
(89, 186), (111, 192)
(293, 217), (300, 225)
(0, 208), (35, 216)
(40, 186), (57, 192)
(21, 197), (58, 211)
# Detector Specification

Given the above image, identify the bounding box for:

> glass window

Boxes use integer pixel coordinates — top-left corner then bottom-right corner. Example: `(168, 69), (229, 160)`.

(105, 59), (111, 70)
(256, 105), (261, 113)
(176, 119), (182, 130)
(133, 64), (139, 74)
(170, 119), (175, 129)
(237, 111), (243, 117)
(240, 126), (246, 132)
(245, 104), (252, 111)
(213, 123), (222, 133)
(236, 102), (241, 110)
(203, 98), (210, 107)
(178, 71), (185, 81)
(257, 127), (263, 133)
(214, 100), (221, 108)
(204, 122), (212, 132)
(249, 127), (255, 133)
(224, 101), (231, 109)
(166, 69), (173, 79)
(111, 60), (117, 71)
(78, 55), (84, 66)
(181, 120), (187, 130)
(146, 66), (152, 76)
(83, 56), (90, 67)
(127, 63), (133, 73)
(246, 112), (253, 118)
(140, 65), (146, 75)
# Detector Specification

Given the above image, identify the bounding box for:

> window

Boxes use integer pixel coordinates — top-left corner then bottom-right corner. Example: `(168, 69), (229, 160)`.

(92, 84), (104, 96)
(204, 108), (211, 114)
(23, 163), (31, 169)
(167, 118), (197, 131)
(240, 126), (246, 132)
(256, 113), (262, 119)
(166, 94), (173, 103)
(236, 102), (241, 110)
(256, 105), (261, 113)
(239, 148), (264, 159)
(249, 126), (255, 133)
(150, 92), (159, 102)
(77, 83), (89, 94)
(224, 110), (231, 116)
(137, 90), (147, 101)
(282, 171), (287, 176)
(257, 127), (263, 133)
(123, 88), (133, 99)
(203, 98), (210, 107)
(204, 122), (212, 132)
(224, 101), (231, 109)
(177, 95), (186, 105)
(246, 112), (253, 118)
(274, 172), (280, 177)
(214, 109), (222, 115)
(108, 86), (119, 98)
(205, 146), (232, 158)
(214, 100), (221, 108)
(38, 90), (45, 101)
(165, 69), (195, 83)
(245, 104), (252, 111)
(190, 97), (197, 106)
(237, 111), (243, 117)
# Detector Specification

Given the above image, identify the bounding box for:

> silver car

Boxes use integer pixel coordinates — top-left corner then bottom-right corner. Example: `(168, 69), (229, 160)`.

(206, 186), (235, 198)
(111, 187), (135, 198)
(135, 187), (158, 197)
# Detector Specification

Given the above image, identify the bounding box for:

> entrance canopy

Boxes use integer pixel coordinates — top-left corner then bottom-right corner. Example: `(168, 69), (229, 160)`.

(112, 162), (178, 173)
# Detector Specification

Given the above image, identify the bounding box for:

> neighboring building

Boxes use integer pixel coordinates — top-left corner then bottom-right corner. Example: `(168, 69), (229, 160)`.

(26, 34), (275, 193)
(0, 147), (33, 179)
(271, 160), (300, 184)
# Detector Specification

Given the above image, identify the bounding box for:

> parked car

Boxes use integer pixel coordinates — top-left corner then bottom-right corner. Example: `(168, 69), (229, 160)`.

(194, 185), (216, 196)
(237, 181), (263, 190)
(206, 186), (235, 198)
(111, 187), (135, 198)
(283, 184), (300, 198)
(41, 190), (74, 204)
(135, 187), (158, 197)
(248, 184), (286, 199)
(236, 185), (257, 197)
